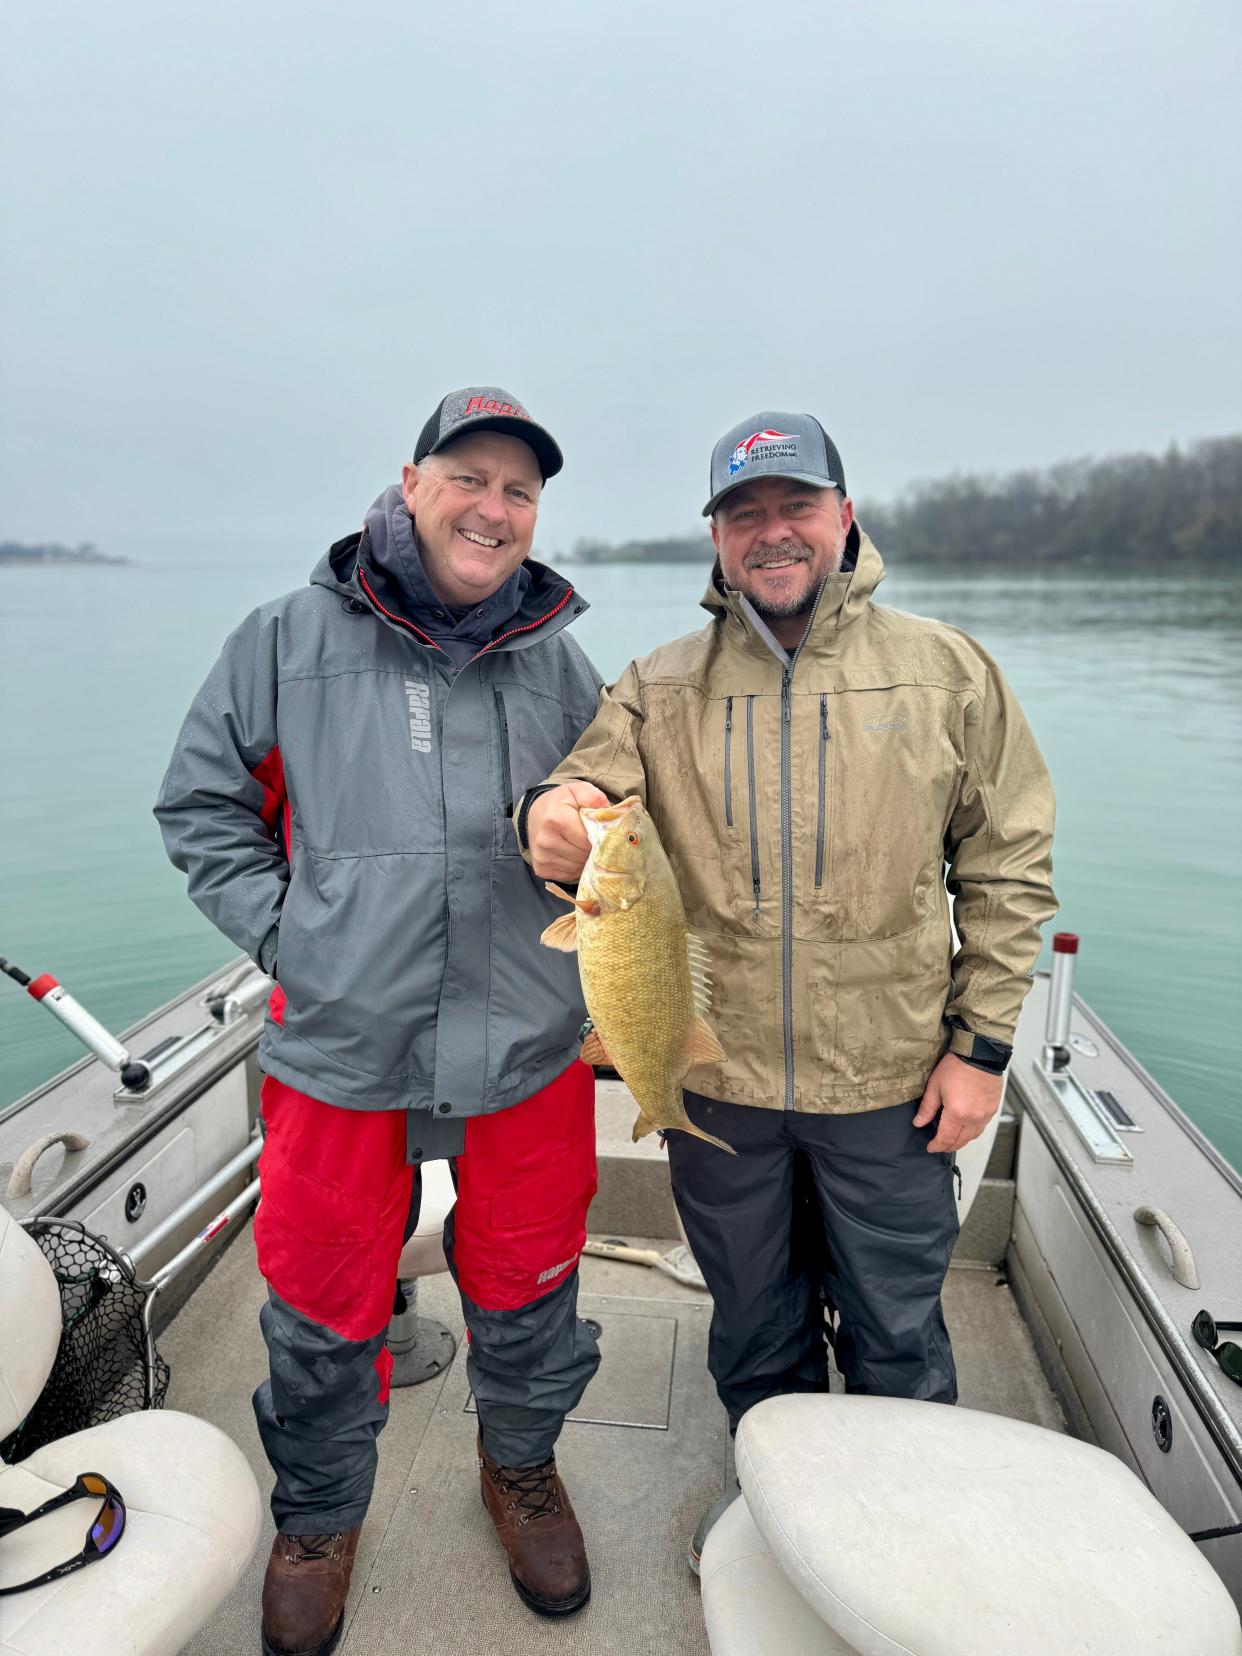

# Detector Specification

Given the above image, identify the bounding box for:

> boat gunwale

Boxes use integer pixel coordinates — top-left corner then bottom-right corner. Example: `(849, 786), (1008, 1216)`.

(1013, 1077), (1242, 1488)
(1060, 979), (1242, 1201)
(1, 962), (262, 1219)
(1, 959), (249, 1128)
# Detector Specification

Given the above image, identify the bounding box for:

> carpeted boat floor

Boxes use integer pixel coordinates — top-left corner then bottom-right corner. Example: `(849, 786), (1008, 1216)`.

(166, 1223), (1061, 1654)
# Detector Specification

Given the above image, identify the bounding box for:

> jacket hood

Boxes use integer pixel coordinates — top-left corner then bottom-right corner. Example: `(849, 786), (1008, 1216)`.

(700, 523), (885, 653)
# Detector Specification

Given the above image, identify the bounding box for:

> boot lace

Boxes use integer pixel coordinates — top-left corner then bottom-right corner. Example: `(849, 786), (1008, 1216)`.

(496, 1460), (561, 1525)
(290, 1532), (343, 1562)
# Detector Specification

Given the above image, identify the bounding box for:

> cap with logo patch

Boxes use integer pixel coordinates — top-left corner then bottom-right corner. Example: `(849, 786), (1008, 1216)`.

(414, 386), (563, 481)
(702, 412), (845, 517)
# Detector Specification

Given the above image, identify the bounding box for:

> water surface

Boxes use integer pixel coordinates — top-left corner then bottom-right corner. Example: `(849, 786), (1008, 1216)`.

(2, 554), (1239, 1169)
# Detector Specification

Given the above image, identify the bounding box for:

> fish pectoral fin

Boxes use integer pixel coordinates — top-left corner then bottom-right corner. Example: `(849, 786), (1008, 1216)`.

(579, 1029), (611, 1066)
(545, 882), (601, 916)
(539, 912), (579, 952)
(631, 1109), (659, 1143)
(686, 1014), (725, 1066)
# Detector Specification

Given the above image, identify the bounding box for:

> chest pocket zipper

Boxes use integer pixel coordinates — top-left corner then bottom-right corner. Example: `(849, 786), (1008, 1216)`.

(815, 694), (830, 888)
(723, 696), (734, 828)
(495, 690), (513, 817)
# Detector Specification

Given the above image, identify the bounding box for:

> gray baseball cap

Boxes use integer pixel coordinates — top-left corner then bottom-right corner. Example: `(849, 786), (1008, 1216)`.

(703, 411), (845, 517)
(414, 385), (563, 480)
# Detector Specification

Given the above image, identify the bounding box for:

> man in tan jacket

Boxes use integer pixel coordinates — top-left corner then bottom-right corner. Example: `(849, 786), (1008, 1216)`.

(519, 411), (1056, 1566)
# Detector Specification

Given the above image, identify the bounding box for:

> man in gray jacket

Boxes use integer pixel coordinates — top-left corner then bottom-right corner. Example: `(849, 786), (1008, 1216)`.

(156, 388), (603, 1654)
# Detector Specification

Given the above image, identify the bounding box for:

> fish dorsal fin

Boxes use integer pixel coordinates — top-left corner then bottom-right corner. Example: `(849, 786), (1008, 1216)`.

(686, 931), (714, 1017)
(687, 1014), (724, 1066)
(540, 913), (579, 952)
(579, 1028), (610, 1065)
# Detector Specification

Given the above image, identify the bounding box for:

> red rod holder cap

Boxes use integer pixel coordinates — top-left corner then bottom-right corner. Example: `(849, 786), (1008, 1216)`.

(26, 972), (60, 1001)
(1052, 933), (1079, 954)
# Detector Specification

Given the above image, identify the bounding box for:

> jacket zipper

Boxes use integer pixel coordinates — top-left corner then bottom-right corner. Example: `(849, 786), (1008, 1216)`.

(495, 690), (513, 816)
(815, 694), (830, 888)
(779, 579), (834, 1111)
(746, 695), (760, 918)
(357, 566), (445, 652)
(723, 696), (734, 828)
(780, 671), (794, 1105)
(466, 586), (576, 666)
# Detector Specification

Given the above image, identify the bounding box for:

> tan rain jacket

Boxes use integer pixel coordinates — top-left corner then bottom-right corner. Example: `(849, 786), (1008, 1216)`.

(532, 531), (1057, 1114)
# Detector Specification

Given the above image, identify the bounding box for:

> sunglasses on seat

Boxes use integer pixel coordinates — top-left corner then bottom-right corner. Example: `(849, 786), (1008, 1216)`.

(0, 1471), (126, 1596)
(1192, 1309), (1242, 1386)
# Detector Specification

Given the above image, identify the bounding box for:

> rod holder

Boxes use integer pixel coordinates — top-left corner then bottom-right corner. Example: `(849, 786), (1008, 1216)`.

(211, 972), (274, 1025)
(1043, 932), (1079, 1071)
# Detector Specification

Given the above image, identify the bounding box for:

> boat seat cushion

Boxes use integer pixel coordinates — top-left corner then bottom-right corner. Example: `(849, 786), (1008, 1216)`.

(0, 1409), (262, 1656)
(736, 1394), (1242, 1656)
(700, 1495), (857, 1654)
(0, 1210), (62, 1437)
(396, 1156), (455, 1280)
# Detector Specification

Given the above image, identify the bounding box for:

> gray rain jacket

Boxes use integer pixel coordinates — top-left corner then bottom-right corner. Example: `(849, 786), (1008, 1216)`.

(154, 513), (602, 1118)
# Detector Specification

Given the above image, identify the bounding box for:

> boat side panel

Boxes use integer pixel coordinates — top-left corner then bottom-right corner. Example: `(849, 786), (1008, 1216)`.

(1013, 1121), (1242, 1606)
(77, 1068), (252, 1278)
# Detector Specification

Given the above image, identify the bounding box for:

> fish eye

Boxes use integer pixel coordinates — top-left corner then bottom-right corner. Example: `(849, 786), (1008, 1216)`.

(627, 831), (641, 845)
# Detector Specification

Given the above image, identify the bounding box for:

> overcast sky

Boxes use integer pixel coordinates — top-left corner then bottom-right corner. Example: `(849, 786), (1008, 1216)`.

(2, 0), (1238, 558)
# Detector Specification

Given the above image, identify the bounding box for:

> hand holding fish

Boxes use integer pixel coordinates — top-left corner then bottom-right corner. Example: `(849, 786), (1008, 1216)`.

(539, 796), (735, 1155)
(527, 781), (610, 882)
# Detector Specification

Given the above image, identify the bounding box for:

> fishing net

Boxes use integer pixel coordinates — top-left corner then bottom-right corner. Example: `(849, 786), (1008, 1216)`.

(0, 1218), (169, 1462)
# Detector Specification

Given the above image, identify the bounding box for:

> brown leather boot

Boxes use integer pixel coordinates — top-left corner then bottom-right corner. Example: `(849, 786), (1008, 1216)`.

(478, 1442), (591, 1616)
(260, 1526), (362, 1656)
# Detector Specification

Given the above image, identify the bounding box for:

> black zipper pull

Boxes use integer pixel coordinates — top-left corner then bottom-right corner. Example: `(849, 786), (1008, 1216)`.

(821, 697), (830, 740)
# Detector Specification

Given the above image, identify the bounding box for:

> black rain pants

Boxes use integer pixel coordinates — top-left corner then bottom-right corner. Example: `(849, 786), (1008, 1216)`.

(667, 1093), (960, 1429)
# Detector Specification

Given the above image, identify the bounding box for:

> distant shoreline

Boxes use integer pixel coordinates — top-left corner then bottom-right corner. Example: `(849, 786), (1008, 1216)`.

(565, 435), (1241, 569)
(557, 549), (1241, 568)
(0, 542), (130, 567)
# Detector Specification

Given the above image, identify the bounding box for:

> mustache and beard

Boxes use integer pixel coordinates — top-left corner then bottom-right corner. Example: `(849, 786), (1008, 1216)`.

(741, 536), (844, 621)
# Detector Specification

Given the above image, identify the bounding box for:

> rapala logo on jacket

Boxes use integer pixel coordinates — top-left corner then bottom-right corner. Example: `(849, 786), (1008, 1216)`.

(405, 679), (432, 753)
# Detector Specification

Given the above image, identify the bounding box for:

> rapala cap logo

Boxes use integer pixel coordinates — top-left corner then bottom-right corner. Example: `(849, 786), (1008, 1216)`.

(728, 428), (797, 477)
(463, 396), (530, 420)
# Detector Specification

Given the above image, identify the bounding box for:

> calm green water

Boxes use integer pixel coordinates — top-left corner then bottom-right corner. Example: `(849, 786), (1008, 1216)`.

(2, 556), (1240, 1170)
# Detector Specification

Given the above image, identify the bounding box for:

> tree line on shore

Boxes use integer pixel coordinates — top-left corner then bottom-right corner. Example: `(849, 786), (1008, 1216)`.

(568, 435), (1241, 566)
(0, 541), (128, 566)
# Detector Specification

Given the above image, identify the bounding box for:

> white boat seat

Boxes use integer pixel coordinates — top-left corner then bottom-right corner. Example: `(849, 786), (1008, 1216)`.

(395, 1156), (456, 1280)
(0, 1208), (262, 1656)
(700, 1496), (855, 1655)
(701, 1394), (1242, 1656)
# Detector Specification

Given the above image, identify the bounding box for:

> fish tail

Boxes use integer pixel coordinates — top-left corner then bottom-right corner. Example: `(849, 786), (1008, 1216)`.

(681, 1120), (737, 1156)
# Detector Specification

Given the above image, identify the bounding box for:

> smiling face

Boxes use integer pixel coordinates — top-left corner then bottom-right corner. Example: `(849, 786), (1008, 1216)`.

(711, 476), (854, 645)
(400, 430), (543, 607)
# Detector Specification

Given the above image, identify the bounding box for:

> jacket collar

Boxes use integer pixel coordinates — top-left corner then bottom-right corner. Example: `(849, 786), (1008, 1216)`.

(700, 525), (885, 661)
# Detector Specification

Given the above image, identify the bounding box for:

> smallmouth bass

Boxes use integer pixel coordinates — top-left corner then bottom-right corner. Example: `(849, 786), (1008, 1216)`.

(540, 796), (734, 1155)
